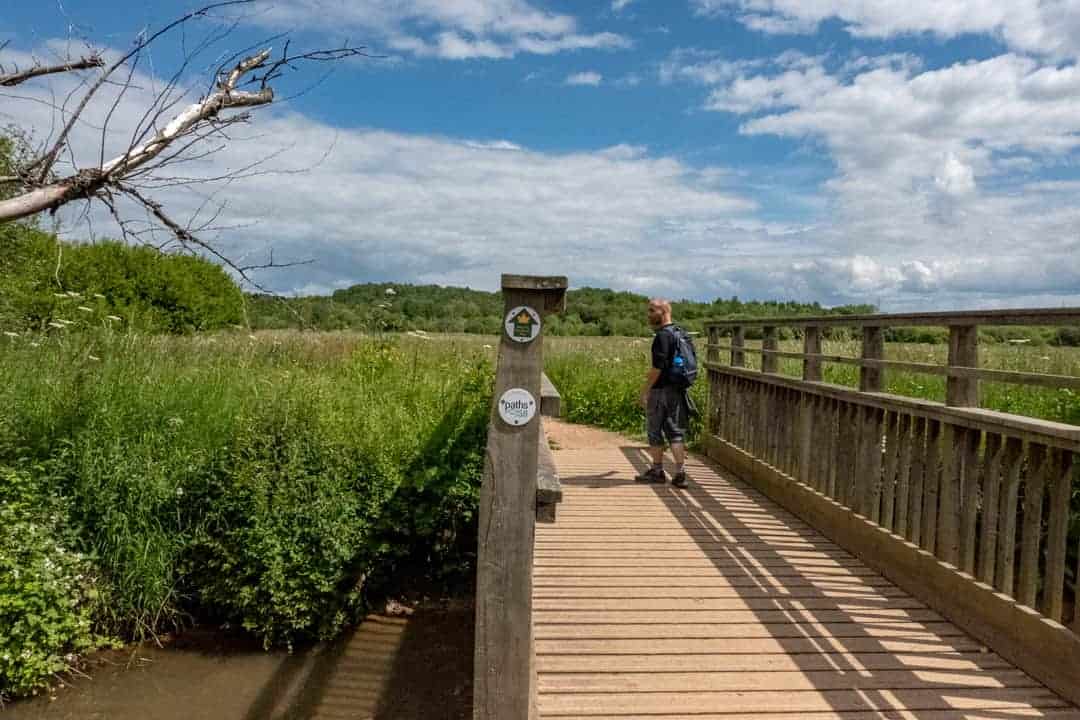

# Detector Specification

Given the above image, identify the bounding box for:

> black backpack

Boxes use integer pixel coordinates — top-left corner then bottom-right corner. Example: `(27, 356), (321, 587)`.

(665, 325), (698, 388)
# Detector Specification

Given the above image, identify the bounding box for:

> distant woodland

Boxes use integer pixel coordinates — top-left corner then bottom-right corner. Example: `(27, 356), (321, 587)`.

(4, 229), (1079, 345)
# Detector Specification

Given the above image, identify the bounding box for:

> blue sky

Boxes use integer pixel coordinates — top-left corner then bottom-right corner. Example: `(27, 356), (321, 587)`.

(4, 0), (1080, 309)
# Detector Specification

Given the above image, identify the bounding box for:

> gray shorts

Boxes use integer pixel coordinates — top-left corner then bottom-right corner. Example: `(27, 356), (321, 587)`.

(646, 386), (688, 446)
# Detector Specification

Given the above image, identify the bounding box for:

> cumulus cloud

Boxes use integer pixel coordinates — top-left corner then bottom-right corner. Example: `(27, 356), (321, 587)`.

(565, 71), (603, 86)
(690, 0), (1080, 60)
(659, 48), (1080, 307)
(7, 36), (1080, 310)
(252, 0), (631, 60)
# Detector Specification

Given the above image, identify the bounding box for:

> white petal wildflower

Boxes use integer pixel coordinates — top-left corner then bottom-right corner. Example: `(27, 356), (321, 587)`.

(77, 306), (94, 313)
(88, 355), (101, 361)
(106, 315), (122, 321)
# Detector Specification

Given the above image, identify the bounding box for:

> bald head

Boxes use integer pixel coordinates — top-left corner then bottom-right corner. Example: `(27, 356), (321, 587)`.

(647, 298), (672, 329)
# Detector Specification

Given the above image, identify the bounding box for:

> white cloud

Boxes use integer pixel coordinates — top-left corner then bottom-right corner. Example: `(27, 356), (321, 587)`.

(565, 71), (603, 86)
(690, 0), (1080, 60)
(612, 0), (635, 12)
(7, 39), (1080, 310)
(253, 0), (631, 60)
(660, 48), (1080, 306)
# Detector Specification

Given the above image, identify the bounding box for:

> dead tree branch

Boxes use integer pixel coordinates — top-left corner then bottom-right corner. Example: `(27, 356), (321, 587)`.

(0, 55), (105, 87)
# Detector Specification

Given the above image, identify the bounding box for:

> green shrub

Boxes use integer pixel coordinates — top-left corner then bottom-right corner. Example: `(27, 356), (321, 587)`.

(0, 466), (105, 702)
(0, 331), (492, 680)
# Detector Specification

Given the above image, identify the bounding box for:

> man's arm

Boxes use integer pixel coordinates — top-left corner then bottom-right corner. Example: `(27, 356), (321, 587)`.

(639, 367), (661, 407)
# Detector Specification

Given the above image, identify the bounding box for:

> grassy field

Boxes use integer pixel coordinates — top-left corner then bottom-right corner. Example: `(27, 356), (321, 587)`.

(545, 336), (1080, 433)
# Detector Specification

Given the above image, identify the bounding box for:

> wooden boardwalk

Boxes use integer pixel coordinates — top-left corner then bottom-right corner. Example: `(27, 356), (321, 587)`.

(534, 420), (1079, 719)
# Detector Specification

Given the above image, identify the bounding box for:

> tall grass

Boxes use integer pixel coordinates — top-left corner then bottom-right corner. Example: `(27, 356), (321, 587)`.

(0, 330), (491, 698)
(545, 336), (1080, 434)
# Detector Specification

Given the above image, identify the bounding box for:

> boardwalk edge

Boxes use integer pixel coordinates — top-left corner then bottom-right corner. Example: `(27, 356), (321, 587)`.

(704, 433), (1080, 710)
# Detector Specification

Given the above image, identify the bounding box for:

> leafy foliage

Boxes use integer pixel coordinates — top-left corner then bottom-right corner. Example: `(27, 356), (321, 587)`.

(0, 332), (491, 696)
(0, 224), (243, 334)
(0, 465), (106, 702)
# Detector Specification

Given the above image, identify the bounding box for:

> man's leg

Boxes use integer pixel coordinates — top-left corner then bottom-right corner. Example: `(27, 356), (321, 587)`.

(667, 389), (690, 488)
(637, 390), (668, 483)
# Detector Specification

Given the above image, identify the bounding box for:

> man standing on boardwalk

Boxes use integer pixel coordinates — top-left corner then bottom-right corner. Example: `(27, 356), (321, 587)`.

(636, 298), (690, 488)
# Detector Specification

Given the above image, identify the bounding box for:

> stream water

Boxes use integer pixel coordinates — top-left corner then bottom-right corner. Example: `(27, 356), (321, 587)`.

(4, 603), (473, 720)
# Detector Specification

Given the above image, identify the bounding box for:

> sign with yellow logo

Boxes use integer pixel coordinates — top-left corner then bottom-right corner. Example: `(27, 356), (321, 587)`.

(504, 305), (541, 343)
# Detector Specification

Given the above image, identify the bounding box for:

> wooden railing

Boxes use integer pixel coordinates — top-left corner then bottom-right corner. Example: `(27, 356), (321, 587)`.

(474, 275), (566, 720)
(703, 309), (1080, 706)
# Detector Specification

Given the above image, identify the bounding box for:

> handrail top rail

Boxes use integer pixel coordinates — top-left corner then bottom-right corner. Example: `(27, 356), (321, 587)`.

(705, 361), (1080, 450)
(704, 307), (1080, 329)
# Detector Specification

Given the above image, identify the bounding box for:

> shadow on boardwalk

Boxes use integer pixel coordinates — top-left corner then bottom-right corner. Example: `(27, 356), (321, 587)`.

(533, 419), (1075, 717)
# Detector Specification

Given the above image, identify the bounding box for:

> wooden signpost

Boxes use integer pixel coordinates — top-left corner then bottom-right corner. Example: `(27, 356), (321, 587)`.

(474, 274), (567, 720)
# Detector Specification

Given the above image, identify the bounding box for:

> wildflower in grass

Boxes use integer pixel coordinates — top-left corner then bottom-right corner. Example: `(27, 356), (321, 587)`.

(106, 315), (122, 322)
(77, 306), (94, 313)
(66, 291), (81, 297)
(88, 355), (101, 361)
(3, 331), (18, 338)
(93, 293), (106, 299)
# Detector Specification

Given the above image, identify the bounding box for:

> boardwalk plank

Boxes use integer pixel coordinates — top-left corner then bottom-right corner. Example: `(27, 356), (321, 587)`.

(534, 420), (1072, 720)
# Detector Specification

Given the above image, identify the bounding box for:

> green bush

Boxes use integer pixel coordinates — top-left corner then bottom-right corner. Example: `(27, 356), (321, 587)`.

(0, 331), (492, 695)
(0, 225), (243, 334)
(0, 465), (105, 702)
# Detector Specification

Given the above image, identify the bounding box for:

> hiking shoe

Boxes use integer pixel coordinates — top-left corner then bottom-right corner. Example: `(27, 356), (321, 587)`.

(671, 471), (689, 489)
(634, 467), (667, 484)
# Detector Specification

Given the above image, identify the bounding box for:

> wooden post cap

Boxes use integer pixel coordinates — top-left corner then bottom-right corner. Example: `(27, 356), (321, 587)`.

(501, 274), (567, 315)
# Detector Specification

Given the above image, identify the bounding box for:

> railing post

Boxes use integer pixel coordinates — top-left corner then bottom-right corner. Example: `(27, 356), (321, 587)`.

(474, 274), (567, 720)
(731, 326), (745, 367)
(707, 325), (719, 364)
(860, 326), (884, 392)
(762, 326), (779, 374)
(947, 325), (979, 407)
(803, 326), (822, 382)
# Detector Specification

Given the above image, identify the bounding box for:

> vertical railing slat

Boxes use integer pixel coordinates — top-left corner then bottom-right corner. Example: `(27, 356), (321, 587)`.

(1043, 449), (1073, 622)
(1018, 443), (1048, 609)
(908, 416), (927, 544)
(939, 425), (961, 566)
(881, 412), (900, 532)
(995, 438), (1024, 596)
(959, 427), (983, 575)
(977, 433), (1004, 585)
(895, 413), (913, 537)
(922, 419), (942, 554)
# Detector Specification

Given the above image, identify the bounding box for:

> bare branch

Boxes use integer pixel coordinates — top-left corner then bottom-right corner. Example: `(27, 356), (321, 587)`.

(29, 0), (256, 183)
(118, 183), (310, 291)
(0, 55), (105, 87)
(0, 48), (273, 222)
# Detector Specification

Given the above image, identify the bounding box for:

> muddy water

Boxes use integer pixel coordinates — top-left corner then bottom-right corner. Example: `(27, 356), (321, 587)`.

(5, 604), (473, 720)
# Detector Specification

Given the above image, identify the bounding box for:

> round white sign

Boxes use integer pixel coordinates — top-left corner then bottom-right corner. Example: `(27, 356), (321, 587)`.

(504, 305), (542, 343)
(498, 388), (537, 427)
